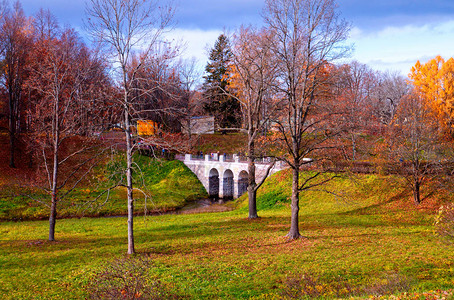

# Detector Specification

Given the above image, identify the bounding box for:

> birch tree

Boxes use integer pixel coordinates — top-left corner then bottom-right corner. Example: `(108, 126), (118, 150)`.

(86, 0), (175, 254)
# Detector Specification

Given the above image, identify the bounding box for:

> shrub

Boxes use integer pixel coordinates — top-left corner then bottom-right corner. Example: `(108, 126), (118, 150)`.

(434, 204), (454, 243)
(86, 256), (175, 299)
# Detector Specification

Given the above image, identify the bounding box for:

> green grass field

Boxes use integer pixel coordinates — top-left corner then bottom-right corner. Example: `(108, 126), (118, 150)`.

(1, 169), (454, 299)
(0, 155), (207, 220)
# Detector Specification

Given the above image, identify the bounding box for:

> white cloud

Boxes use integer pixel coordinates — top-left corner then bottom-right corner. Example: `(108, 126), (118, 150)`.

(165, 28), (223, 70)
(349, 26), (363, 39)
(168, 20), (454, 79)
(347, 20), (454, 76)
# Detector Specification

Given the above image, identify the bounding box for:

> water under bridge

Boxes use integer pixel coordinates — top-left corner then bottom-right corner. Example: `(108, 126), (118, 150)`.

(179, 154), (286, 199)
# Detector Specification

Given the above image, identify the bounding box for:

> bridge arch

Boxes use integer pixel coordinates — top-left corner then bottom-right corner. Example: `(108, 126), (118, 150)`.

(238, 170), (248, 197)
(223, 169), (234, 199)
(208, 168), (219, 199)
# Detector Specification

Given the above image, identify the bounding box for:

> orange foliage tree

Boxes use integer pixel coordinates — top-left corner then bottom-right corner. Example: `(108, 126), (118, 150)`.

(410, 55), (454, 133)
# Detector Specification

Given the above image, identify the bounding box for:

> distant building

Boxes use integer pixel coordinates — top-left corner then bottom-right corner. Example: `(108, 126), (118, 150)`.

(183, 116), (215, 135)
(137, 120), (159, 136)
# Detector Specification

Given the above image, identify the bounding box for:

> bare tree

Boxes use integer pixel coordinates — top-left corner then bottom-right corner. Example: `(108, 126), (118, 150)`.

(26, 27), (107, 241)
(229, 26), (280, 219)
(178, 57), (202, 148)
(86, 0), (175, 254)
(263, 0), (350, 239)
(33, 8), (60, 41)
(129, 46), (187, 133)
(371, 71), (408, 125)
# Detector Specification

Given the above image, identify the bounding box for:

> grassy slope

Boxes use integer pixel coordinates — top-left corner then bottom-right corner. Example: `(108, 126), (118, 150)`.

(0, 155), (207, 220)
(190, 133), (247, 154)
(1, 169), (454, 299)
(0, 132), (248, 220)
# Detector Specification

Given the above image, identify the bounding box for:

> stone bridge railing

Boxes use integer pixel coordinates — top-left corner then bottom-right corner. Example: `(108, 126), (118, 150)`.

(184, 153), (276, 164)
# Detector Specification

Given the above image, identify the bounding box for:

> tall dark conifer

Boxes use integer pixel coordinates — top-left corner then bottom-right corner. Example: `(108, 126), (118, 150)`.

(203, 34), (241, 130)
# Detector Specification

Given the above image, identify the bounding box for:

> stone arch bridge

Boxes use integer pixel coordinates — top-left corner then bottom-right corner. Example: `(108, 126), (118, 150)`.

(179, 154), (286, 199)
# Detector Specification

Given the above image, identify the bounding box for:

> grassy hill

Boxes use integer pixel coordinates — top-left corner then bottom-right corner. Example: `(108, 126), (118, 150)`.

(1, 169), (454, 299)
(237, 168), (452, 219)
(0, 154), (207, 220)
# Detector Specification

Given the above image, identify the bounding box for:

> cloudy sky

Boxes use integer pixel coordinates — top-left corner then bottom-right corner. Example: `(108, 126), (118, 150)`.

(19, 0), (454, 78)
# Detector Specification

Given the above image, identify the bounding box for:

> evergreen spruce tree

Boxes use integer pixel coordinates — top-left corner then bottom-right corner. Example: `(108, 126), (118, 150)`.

(203, 34), (241, 130)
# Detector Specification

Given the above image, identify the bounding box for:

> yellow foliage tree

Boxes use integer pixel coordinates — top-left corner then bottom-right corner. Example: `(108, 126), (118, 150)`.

(410, 55), (454, 131)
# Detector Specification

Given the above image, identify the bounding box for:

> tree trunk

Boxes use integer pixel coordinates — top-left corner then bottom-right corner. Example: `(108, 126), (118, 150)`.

(350, 133), (356, 161)
(247, 139), (258, 219)
(187, 119), (192, 151)
(49, 132), (59, 241)
(287, 166), (301, 239)
(9, 129), (16, 168)
(48, 94), (60, 242)
(413, 180), (421, 205)
(247, 184), (258, 219)
(125, 100), (135, 255)
(49, 193), (57, 241)
(8, 94), (17, 168)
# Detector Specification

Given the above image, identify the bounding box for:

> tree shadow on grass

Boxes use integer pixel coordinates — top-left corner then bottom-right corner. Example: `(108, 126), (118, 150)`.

(338, 190), (410, 216)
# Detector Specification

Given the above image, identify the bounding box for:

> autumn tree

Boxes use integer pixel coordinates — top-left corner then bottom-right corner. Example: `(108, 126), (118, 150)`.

(86, 0), (175, 254)
(264, 0), (350, 239)
(26, 26), (108, 241)
(333, 62), (377, 160)
(203, 34), (241, 130)
(332, 64), (408, 162)
(229, 26), (280, 219)
(385, 90), (442, 205)
(410, 55), (454, 134)
(0, 1), (32, 168)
